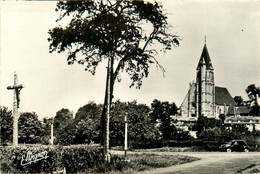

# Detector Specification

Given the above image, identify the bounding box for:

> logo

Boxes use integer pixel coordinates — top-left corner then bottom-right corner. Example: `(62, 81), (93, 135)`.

(21, 150), (49, 166)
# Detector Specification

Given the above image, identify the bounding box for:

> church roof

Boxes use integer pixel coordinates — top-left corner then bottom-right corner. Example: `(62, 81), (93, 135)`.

(197, 44), (213, 70)
(237, 106), (252, 115)
(215, 86), (236, 106)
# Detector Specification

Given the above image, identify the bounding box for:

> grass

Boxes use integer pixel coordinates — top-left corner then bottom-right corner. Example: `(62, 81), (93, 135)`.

(92, 153), (200, 173)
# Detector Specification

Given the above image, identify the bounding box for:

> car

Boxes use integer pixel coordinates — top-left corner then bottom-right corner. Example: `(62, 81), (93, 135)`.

(219, 140), (251, 152)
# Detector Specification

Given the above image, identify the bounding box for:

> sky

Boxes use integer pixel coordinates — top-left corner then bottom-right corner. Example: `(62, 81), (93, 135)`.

(1, 1), (259, 119)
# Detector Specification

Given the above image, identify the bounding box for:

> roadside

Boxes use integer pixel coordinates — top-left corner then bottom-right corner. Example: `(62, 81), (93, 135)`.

(135, 152), (260, 174)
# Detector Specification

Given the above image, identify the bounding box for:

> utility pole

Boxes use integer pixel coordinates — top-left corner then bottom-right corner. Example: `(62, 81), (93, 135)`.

(7, 72), (24, 146)
(124, 112), (128, 161)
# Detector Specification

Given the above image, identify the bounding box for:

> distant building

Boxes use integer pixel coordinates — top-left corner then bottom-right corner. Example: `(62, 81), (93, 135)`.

(180, 43), (237, 119)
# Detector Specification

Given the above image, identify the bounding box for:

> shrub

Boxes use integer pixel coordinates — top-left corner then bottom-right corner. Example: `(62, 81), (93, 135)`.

(0, 145), (104, 173)
(62, 145), (105, 173)
(0, 145), (59, 173)
(130, 139), (204, 149)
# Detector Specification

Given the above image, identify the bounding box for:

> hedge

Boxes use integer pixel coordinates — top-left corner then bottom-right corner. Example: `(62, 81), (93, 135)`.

(0, 144), (105, 173)
(130, 139), (204, 149)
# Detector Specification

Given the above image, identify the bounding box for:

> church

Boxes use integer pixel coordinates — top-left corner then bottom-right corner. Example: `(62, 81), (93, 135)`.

(180, 43), (237, 119)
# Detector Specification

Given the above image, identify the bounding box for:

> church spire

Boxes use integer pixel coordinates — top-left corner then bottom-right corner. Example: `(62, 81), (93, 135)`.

(196, 41), (213, 70)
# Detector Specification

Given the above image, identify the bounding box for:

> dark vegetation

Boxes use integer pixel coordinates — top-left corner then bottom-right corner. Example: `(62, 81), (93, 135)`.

(1, 95), (260, 151)
(0, 145), (199, 173)
(0, 145), (104, 174)
(94, 153), (199, 173)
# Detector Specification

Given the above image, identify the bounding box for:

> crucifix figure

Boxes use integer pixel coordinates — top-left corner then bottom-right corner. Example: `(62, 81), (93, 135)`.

(7, 72), (24, 146)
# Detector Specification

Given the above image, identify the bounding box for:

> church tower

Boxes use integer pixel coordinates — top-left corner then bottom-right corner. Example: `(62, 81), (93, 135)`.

(196, 43), (215, 117)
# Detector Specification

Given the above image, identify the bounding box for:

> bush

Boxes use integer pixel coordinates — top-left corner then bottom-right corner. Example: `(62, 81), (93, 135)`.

(0, 145), (104, 173)
(62, 145), (104, 173)
(0, 145), (59, 173)
(130, 139), (204, 149)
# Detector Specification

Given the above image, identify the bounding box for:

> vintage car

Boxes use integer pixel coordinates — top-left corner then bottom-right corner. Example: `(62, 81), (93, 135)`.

(219, 140), (251, 152)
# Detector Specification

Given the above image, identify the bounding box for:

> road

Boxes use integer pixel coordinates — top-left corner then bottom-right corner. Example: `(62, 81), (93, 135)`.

(136, 152), (260, 174)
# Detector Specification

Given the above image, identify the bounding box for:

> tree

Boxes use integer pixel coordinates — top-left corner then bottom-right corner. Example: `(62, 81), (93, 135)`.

(75, 101), (102, 121)
(41, 117), (54, 144)
(246, 84), (260, 115)
(56, 122), (76, 145)
(54, 108), (73, 135)
(110, 100), (160, 146)
(56, 102), (102, 145)
(48, 0), (180, 146)
(74, 102), (102, 143)
(18, 112), (44, 144)
(233, 96), (244, 106)
(192, 115), (222, 134)
(0, 106), (13, 145)
(150, 99), (178, 140)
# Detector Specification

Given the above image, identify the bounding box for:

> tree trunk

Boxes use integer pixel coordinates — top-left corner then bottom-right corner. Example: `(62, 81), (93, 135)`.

(100, 56), (115, 146)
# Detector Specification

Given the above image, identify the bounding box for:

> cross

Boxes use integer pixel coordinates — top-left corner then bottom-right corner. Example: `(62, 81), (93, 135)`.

(7, 72), (24, 146)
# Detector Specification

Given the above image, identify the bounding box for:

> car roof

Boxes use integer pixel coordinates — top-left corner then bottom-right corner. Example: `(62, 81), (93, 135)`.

(229, 140), (246, 142)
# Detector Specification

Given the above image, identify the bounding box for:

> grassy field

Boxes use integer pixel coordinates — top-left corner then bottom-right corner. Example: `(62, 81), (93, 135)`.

(93, 153), (200, 173)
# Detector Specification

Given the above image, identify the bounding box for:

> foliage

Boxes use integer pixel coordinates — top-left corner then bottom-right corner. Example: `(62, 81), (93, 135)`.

(0, 145), (60, 174)
(48, 0), (179, 87)
(110, 100), (160, 146)
(95, 153), (199, 173)
(18, 112), (44, 144)
(54, 108), (73, 135)
(0, 106), (13, 145)
(53, 108), (73, 144)
(75, 101), (102, 121)
(230, 124), (252, 138)
(74, 119), (99, 144)
(125, 154), (199, 172)
(246, 84), (260, 106)
(0, 145), (104, 174)
(0, 145), (200, 174)
(131, 139), (203, 149)
(196, 119), (255, 144)
(246, 84), (260, 115)
(234, 96), (244, 106)
(192, 115), (222, 134)
(198, 127), (223, 141)
(250, 105), (260, 116)
(48, 0), (180, 146)
(62, 145), (104, 173)
(55, 102), (102, 145)
(150, 99), (178, 140)
(74, 102), (102, 144)
(56, 122), (76, 145)
(225, 116), (260, 123)
(41, 117), (53, 145)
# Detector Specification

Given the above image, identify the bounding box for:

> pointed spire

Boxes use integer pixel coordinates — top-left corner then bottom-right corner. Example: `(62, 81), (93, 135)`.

(197, 42), (213, 70)
(204, 35), (207, 44)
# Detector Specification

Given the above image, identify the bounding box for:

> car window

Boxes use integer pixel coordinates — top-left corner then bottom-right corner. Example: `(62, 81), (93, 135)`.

(233, 141), (238, 145)
(227, 141), (233, 145)
(238, 141), (246, 145)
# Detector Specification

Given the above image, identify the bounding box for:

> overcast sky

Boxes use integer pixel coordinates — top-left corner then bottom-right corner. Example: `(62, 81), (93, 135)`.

(1, 1), (259, 119)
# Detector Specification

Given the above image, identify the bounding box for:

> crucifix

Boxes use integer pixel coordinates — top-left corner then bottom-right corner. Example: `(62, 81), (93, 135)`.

(7, 72), (24, 146)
